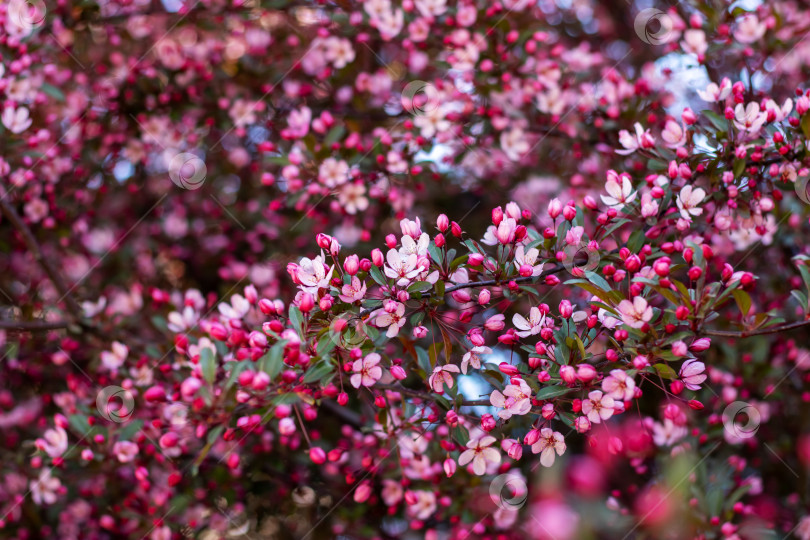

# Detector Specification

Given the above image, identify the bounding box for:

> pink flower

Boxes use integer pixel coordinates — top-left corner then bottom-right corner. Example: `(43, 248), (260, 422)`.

(601, 370), (636, 402)
(458, 434), (501, 475)
(617, 297), (653, 329)
(461, 346), (491, 374)
(371, 302), (406, 338)
(36, 426), (68, 458)
(113, 441), (139, 463)
(495, 217), (518, 245)
(484, 314), (505, 332)
(530, 428), (566, 467)
(512, 307), (545, 338)
(30, 470), (61, 505)
(2, 105), (32, 133)
(490, 378), (532, 419)
(350, 353), (383, 388)
(679, 358), (707, 390)
(428, 364), (460, 393)
(406, 490), (437, 520)
(339, 276), (367, 303)
(581, 390), (615, 424)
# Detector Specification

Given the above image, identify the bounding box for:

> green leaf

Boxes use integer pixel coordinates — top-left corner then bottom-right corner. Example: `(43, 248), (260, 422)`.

(117, 419), (144, 440)
(652, 363), (678, 379)
(200, 348), (217, 384)
(535, 385), (569, 400)
(40, 83), (66, 102)
(323, 124), (346, 146)
(369, 265), (387, 286)
(732, 289), (751, 317)
(702, 110), (728, 132)
(302, 360), (334, 384)
(259, 341), (287, 380)
(288, 305), (304, 333)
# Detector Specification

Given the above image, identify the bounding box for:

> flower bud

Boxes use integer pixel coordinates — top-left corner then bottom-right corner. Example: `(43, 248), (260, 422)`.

(344, 254), (360, 275)
(437, 214), (449, 231)
(371, 248), (384, 267)
(309, 447), (327, 464)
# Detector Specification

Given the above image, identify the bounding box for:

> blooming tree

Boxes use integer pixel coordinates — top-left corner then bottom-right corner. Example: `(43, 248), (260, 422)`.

(2, 0), (810, 538)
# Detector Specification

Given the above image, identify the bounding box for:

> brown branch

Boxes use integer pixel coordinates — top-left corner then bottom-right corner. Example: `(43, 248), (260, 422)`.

(0, 319), (70, 331)
(0, 198), (84, 320)
(704, 318), (810, 338)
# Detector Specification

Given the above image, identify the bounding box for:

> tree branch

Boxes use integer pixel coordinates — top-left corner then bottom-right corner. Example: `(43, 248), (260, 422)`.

(704, 318), (810, 338)
(377, 383), (491, 407)
(0, 319), (70, 331)
(0, 198), (84, 320)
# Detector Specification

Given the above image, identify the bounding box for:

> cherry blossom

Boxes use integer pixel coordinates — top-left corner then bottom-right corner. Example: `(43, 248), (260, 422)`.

(350, 353), (383, 389)
(531, 428), (566, 467)
(458, 434), (501, 476)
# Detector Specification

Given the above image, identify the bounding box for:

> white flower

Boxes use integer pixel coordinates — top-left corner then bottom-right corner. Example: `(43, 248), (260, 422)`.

(512, 307), (545, 338)
(458, 434), (501, 475)
(733, 102), (767, 134)
(514, 245), (545, 276)
(652, 418), (687, 447)
(696, 78), (731, 102)
(218, 294), (250, 320)
(399, 233), (429, 258)
(296, 254), (335, 295)
(676, 185), (707, 220)
(384, 249), (420, 286)
(616, 123), (654, 155)
(501, 128), (529, 161)
(531, 428), (566, 467)
(318, 158), (349, 188)
(36, 426), (68, 458)
(100, 341), (129, 371)
(661, 120), (687, 148)
(2, 106), (32, 133)
(601, 175), (637, 208)
(31, 470), (61, 505)
(680, 29), (707, 56)
(734, 14), (766, 44)
(167, 305), (198, 333)
(337, 183), (369, 215)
